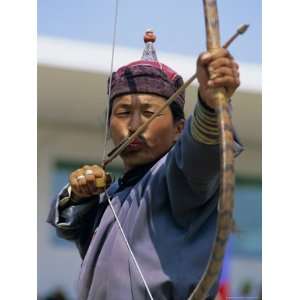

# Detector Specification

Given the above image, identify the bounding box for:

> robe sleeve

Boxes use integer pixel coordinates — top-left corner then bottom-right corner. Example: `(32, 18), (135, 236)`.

(46, 184), (102, 258)
(165, 97), (243, 226)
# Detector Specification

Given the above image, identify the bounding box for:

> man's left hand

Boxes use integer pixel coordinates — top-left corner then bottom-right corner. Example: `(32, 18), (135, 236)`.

(196, 48), (240, 109)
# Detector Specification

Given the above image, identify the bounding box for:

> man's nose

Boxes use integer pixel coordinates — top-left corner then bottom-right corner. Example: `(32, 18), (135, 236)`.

(128, 112), (143, 133)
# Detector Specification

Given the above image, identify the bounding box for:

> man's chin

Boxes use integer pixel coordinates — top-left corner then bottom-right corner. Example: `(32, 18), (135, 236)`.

(121, 151), (155, 170)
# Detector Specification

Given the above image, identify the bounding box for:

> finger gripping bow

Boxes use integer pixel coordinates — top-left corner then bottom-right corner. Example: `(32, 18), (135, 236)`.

(188, 1), (235, 299)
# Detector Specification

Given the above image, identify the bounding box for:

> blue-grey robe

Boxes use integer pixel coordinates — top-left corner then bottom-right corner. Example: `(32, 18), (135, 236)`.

(47, 117), (242, 300)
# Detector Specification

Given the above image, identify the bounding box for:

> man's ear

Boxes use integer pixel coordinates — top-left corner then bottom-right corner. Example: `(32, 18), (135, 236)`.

(173, 119), (185, 142)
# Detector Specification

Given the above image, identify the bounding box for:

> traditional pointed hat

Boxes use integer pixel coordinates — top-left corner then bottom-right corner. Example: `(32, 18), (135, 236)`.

(108, 30), (185, 110)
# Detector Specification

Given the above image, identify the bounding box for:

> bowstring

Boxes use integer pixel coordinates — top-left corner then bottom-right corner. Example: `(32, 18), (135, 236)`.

(100, 1), (154, 299)
(101, 0), (119, 164)
(105, 191), (154, 300)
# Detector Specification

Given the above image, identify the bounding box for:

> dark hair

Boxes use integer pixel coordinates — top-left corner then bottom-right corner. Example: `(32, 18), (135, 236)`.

(169, 101), (185, 122)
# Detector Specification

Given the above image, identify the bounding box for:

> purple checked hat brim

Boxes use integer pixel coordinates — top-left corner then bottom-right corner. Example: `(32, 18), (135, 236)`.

(108, 61), (185, 110)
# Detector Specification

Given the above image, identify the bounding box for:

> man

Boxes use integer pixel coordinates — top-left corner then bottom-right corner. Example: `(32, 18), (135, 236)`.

(47, 31), (242, 300)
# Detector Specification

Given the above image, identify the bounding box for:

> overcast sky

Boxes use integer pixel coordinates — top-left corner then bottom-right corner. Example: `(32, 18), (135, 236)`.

(38, 0), (261, 64)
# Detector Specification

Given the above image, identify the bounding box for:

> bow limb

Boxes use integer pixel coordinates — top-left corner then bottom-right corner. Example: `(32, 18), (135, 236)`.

(188, 1), (235, 299)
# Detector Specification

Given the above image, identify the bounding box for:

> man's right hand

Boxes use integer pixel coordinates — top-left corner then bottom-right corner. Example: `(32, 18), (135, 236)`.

(69, 165), (108, 202)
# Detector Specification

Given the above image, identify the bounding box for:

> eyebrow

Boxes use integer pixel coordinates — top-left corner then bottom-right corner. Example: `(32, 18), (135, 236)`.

(114, 102), (158, 109)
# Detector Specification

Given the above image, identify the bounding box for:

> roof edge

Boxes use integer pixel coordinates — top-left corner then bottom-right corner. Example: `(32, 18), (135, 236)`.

(38, 35), (261, 93)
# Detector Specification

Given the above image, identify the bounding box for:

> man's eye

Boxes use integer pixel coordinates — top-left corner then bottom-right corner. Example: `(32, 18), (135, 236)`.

(117, 111), (130, 116)
(143, 111), (155, 117)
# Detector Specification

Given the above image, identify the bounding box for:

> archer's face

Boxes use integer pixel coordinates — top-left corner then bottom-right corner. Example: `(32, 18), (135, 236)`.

(110, 94), (184, 171)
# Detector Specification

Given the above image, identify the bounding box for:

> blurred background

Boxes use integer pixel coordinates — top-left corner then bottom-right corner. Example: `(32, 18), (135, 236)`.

(37, 1), (261, 299)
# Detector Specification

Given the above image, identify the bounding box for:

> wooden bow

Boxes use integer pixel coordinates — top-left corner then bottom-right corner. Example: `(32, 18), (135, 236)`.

(188, 1), (236, 299)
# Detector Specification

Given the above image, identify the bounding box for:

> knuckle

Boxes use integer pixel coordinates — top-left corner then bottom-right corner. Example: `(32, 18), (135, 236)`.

(69, 177), (76, 184)
(86, 176), (95, 183)
(222, 67), (230, 75)
(78, 178), (87, 186)
(76, 169), (84, 176)
(71, 182), (79, 191)
(94, 173), (103, 179)
(70, 170), (79, 179)
(226, 76), (233, 83)
(198, 52), (211, 65)
(97, 169), (105, 177)
(98, 173), (104, 179)
(225, 58), (231, 65)
(70, 177), (78, 186)
(92, 165), (103, 172)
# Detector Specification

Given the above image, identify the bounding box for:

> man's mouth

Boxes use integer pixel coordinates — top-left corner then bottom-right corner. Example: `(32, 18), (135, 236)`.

(126, 137), (145, 151)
